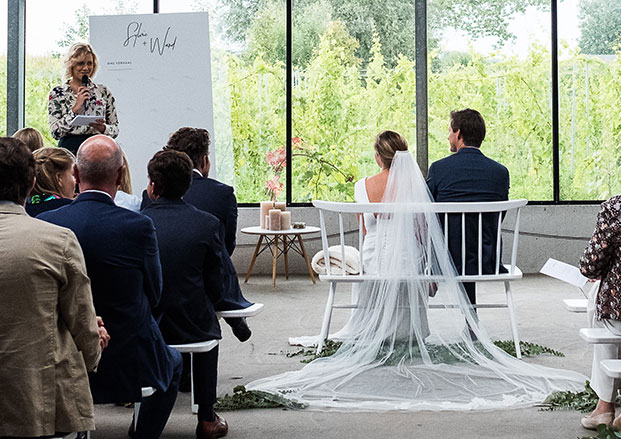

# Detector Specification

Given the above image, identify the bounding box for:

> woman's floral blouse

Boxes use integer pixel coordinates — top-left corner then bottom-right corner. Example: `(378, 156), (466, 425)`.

(48, 81), (119, 140)
(580, 195), (621, 320)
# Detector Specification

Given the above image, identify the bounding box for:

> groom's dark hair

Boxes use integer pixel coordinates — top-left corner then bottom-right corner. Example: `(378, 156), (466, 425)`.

(450, 109), (486, 148)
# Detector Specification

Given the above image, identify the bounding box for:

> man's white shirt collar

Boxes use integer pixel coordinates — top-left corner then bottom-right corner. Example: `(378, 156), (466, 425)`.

(82, 189), (113, 199)
(193, 169), (203, 177)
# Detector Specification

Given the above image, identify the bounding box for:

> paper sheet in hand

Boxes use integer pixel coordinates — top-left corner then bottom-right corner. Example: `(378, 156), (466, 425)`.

(69, 115), (102, 127)
(540, 258), (588, 289)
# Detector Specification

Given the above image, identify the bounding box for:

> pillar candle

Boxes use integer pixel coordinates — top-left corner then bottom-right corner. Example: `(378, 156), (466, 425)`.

(260, 201), (274, 228)
(265, 215), (270, 230)
(275, 202), (286, 211)
(281, 211), (292, 230)
(269, 209), (281, 231)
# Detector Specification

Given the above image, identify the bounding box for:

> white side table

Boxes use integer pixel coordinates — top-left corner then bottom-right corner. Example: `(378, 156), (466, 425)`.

(241, 226), (320, 288)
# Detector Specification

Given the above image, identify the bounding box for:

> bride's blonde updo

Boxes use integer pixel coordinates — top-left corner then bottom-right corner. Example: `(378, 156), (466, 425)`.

(374, 130), (408, 169)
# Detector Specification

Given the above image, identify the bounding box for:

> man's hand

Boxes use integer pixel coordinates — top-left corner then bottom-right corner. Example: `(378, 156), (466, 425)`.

(96, 316), (110, 349)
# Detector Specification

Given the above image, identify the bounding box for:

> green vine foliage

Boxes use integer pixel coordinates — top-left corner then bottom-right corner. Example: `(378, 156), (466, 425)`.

(4, 22), (621, 202)
(541, 381), (599, 413)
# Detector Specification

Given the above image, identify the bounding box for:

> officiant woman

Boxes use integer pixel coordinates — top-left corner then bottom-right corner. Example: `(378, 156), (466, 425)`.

(48, 42), (119, 155)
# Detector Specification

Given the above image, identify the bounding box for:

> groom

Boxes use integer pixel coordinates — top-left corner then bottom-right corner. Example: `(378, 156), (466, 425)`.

(426, 109), (510, 307)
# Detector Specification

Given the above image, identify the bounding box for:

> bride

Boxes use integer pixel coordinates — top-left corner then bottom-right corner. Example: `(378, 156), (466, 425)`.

(249, 131), (586, 411)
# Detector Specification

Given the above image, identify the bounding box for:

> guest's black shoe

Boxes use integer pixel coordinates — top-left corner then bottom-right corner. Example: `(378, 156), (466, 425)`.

(196, 414), (228, 439)
(231, 318), (251, 342)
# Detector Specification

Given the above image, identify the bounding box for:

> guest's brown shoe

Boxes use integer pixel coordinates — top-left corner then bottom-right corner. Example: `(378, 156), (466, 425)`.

(196, 414), (228, 439)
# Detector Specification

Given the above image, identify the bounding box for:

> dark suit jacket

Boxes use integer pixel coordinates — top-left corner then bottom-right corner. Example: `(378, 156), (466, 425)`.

(142, 198), (223, 344)
(141, 174), (252, 310)
(426, 147), (510, 275)
(39, 191), (180, 403)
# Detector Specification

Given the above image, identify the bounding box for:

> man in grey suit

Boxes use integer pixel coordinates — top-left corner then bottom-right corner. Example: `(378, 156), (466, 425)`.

(426, 109), (510, 307)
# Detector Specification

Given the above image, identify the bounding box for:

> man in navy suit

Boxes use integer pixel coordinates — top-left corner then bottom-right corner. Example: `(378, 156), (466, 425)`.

(142, 150), (228, 439)
(141, 127), (253, 342)
(39, 135), (182, 439)
(426, 109), (510, 307)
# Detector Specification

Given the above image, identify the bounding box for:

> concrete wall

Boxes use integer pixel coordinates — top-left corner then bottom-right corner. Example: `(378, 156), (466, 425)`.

(231, 204), (601, 276)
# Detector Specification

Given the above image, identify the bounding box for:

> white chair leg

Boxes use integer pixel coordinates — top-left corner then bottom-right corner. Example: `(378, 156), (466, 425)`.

(191, 352), (198, 414)
(504, 281), (522, 359)
(133, 402), (141, 427)
(317, 282), (337, 354)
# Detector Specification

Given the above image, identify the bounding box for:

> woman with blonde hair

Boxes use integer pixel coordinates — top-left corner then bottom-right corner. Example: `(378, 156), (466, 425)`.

(114, 150), (141, 212)
(25, 147), (76, 217)
(48, 42), (119, 154)
(12, 127), (44, 152)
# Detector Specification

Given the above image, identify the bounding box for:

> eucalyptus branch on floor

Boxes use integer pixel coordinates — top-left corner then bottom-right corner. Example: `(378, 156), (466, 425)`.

(286, 340), (343, 363)
(493, 340), (565, 358)
(286, 339), (564, 364)
(540, 381), (599, 412)
(215, 385), (286, 410)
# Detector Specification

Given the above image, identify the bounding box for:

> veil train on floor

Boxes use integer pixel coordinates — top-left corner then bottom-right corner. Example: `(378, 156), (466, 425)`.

(248, 151), (586, 411)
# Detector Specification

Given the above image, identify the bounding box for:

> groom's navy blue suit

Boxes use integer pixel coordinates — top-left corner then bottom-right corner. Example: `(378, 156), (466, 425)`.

(141, 172), (252, 311)
(39, 192), (182, 437)
(426, 147), (510, 305)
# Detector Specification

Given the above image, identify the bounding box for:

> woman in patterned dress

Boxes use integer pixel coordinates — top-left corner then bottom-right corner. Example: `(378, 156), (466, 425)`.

(579, 195), (621, 430)
(48, 43), (118, 154)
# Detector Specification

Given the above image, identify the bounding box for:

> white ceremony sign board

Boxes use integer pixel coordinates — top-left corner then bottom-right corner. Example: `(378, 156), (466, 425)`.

(89, 12), (215, 195)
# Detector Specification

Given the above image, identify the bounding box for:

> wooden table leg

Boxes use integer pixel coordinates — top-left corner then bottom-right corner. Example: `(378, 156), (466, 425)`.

(244, 234), (263, 283)
(297, 234), (316, 284)
(284, 236), (289, 280)
(272, 234), (279, 288)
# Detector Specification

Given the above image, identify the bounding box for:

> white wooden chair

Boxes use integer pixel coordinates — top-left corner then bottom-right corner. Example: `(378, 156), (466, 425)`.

(216, 302), (264, 319)
(169, 340), (219, 413)
(313, 199), (528, 358)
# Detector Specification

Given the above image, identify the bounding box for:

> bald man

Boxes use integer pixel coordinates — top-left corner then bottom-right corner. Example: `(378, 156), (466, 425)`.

(39, 135), (183, 439)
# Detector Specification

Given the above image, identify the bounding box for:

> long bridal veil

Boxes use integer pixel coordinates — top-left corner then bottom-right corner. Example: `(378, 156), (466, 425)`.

(248, 151), (586, 411)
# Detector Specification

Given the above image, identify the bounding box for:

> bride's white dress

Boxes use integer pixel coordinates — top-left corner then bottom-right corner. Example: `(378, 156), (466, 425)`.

(253, 152), (586, 411)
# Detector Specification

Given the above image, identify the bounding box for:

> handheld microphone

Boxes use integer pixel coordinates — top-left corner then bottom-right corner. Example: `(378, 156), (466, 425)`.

(81, 75), (89, 87)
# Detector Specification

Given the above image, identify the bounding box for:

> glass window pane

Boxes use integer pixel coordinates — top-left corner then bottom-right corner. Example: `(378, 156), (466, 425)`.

(24, 0), (153, 146)
(559, 0), (621, 200)
(292, 1), (416, 202)
(0, 0), (7, 135)
(428, 0), (553, 201)
(160, 0), (286, 203)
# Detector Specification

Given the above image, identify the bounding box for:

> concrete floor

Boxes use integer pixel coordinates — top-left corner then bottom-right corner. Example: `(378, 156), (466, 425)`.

(92, 274), (597, 439)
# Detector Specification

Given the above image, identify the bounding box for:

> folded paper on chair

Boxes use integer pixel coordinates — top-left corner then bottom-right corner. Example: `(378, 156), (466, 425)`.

(311, 245), (360, 275)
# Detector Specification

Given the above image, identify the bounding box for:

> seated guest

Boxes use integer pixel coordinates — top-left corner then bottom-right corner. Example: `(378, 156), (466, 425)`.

(12, 126), (45, 152)
(26, 147), (76, 217)
(39, 135), (182, 439)
(142, 127), (253, 342)
(0, 137), (105, 438)
(114, 149), (141, 212)
(579, 194), (621, 430)
(142, 150), (228, 439)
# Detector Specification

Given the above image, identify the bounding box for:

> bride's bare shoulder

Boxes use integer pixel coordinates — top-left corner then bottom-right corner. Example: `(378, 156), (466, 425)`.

(365, 172), (388, 203)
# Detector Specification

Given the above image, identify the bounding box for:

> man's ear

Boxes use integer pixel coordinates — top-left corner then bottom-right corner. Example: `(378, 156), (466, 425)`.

(455, 128), (462, 140)
(205, 155), (211, 176)
(74, 164), (81, 184)
(115, 165), (124, 187)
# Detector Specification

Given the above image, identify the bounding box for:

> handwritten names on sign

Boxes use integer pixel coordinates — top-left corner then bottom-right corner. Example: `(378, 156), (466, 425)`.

(123, 21), (178, 56)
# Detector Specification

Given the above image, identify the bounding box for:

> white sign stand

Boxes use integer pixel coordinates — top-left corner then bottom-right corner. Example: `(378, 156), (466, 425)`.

(89, 12), (215, 195)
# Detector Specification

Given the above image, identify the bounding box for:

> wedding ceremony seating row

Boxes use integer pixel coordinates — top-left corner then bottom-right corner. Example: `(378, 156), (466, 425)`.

(313, 199), (528, 357)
